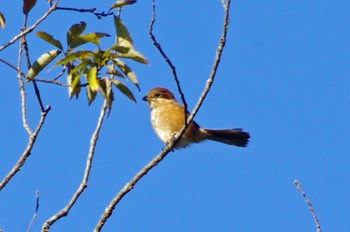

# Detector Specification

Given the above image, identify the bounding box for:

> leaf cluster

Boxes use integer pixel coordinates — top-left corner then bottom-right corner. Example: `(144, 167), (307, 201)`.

(29, 16), (148, 111)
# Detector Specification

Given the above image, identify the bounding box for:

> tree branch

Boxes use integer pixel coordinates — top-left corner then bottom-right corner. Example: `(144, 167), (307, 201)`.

(0, 0), (58, 52)
(0, 105), (51, 190)
(56, 6), (113, 19)
(94, 0), (232, 230)
(26, 191), (40, 232)
(294, 180), (322, 232)
(41, 101), (108, 232)
(17, 33), (32, 135)
(22, 15), (46, 112)
(0, 58), (27, 77)
(148, 0), (187, 113)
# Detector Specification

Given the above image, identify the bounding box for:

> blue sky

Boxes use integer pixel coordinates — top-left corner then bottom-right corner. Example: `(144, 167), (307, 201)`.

(1, 0), (350, 231)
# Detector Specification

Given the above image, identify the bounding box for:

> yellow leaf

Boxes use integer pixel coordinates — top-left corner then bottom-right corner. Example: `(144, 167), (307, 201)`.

(86, 67), (99, 92)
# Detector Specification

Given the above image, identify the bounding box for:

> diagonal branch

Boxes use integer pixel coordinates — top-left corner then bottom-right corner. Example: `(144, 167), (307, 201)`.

(148, 0), (188, 113)
(0, 58), (27, 77)
(0, 27), (53, 190)
(0, 0), (58, 52)
(294, 180), (322, 232)
(41, 100), (108, 232)
(0, 106), (51, 190)
(94, 1), (232, 230)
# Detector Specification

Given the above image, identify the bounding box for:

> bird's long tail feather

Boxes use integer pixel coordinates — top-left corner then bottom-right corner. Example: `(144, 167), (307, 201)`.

(202, 128), (250, 147)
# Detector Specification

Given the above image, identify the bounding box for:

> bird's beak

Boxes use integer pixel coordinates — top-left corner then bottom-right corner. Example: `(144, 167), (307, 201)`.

(142, 95), (148, 102)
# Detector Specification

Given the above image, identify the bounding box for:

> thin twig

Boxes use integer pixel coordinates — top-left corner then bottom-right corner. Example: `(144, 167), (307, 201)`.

(31, 78), (69, 86)
(294, 180), (322, 232)
(26, 191), (40, 232)
(0, 106), (51, 190)
(56, 7), (113, 19)
(94, 144), (174, 231)
(41, 101), (108, 232)
(22, 15), (45, 112)
(221, 0), (226, 8)
(53, 66), (67, 80)
(186, 0), (231, 123)
(0, 58), (27, 77)
(0, 0), (58, 52)
(148, 0), (187, 113)
(17, 32), (32, 135)
(32, 78), (88, 88)
(94, 1), (232, 230)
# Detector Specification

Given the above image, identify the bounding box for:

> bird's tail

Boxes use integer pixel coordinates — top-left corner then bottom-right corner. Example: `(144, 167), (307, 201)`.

(201, 128), (250, 147)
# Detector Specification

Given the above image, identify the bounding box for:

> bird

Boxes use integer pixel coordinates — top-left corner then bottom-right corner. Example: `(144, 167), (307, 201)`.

(142, 87), (250, 149)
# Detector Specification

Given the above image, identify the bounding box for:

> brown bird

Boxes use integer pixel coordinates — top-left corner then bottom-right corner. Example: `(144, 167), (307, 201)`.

(142, 87), (250, 149)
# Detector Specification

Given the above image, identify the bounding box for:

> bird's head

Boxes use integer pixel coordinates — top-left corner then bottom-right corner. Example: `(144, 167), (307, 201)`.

(142, 87), (176, 109)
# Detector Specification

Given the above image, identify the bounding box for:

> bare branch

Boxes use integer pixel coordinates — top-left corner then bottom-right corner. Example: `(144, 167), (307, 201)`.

(31, 78), (69, 86)
(94, 145), (174, 231)
(0, 58), (27, 77)
(186, 0), (230, 123)
(94, 0), (232, 230)
(294, 180), (322, 232)
(56, 6), (113, 19)
(148, 0), (187, 112)
(221, 0), (226, 8)
(0, 105), (51, 190)
(17, 34), (32, 135)
(22, 15), (46, 112)
(0, 0), (58, 52)
(0, 9), (56, 190)
(53, 66), (67, 80)
(26, 191), (40, 232)
(41, 101), (108, 232)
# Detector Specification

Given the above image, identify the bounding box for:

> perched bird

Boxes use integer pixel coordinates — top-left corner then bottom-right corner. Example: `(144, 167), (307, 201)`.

(142, 87), (250, 149)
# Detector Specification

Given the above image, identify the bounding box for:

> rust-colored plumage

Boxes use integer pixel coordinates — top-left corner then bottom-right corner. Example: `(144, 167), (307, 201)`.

(143, 87), (250, 148)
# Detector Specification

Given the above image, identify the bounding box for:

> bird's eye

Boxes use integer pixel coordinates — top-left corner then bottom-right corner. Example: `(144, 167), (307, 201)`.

(154, 92), (161, 97)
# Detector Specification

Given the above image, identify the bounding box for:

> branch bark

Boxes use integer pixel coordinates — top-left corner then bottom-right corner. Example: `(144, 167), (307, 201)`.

(294, 179), (322, 232)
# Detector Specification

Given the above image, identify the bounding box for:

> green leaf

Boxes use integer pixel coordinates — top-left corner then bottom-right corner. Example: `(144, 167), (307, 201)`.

(113, 59), (139, 90)
(99, 78), (114, 111)
(70, 62), (87, 74)
(0, 12), (5, 29)
(36, 31), (63, 50)
(113, 16), (148, 64)
(110, 0), (137, 9)
(67, 65), (81, 99)
(23, 0), (37, 14)
(81, 33), (110, 45)
(116, 46), (148, 64)
(86, 67), (99, 92)
(86, 85), (97, 105)
(70, 32), (110, 49)
(67, 22), (86, 47)
(114, 16), (133, 49)
(55, 50), (94, 66)
(111, 79), (136, 102)
(27, 50), (61, 79)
